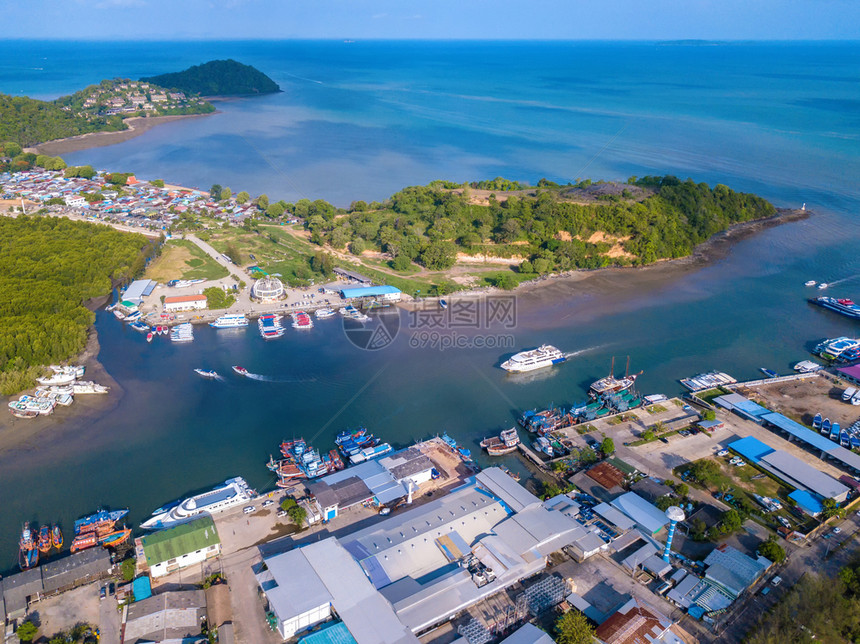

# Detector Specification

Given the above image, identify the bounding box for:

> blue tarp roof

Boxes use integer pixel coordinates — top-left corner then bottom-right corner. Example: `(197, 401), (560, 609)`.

(340, 285), (401, 299)
(132, 576), (152, 601)
(728, 437), (775, 464)
(762, 412), (837, 453)
(300, 622), (357, 644)
(789, 489), (824, 515)
(733, 399), (772, 419)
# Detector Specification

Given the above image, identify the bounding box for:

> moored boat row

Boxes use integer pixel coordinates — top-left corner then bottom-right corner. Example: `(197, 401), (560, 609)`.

(9, 366), (108, 419)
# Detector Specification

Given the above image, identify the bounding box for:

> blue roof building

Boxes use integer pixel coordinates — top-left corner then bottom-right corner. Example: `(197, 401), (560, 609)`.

(340, 285), (402, 301)
(728, 437), (775, 464)
(789, 490), (824, 516)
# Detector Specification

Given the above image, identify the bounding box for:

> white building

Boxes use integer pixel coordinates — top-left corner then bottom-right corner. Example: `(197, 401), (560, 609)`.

(138, 516), (221, 579)
(251, 276), (285, 302)
(163, 294), (207, 312)
(64, 195), (86, 208)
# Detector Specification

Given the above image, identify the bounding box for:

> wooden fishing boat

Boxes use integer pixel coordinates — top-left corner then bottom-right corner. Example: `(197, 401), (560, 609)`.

(99, 527), (132, 548)
(70, 532), (98, 553)
(52, 524), (63, 549)
(37, 525), (52, 553)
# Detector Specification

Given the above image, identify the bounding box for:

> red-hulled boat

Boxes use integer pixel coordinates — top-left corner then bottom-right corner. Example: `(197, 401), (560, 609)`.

(52, 524), (63, 549)
(37, 525), (52, 553)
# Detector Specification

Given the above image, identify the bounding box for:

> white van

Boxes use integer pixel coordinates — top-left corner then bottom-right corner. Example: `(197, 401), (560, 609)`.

(843, 387), (857, 402)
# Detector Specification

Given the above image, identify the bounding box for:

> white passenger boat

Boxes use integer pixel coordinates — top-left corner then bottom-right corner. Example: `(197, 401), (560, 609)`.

(314, 308), (336, 319)
(501, 345), (566, 373)
(36, 372), (76, 387)
(140, 477), (254, 530)
(209, 314), (248, 329)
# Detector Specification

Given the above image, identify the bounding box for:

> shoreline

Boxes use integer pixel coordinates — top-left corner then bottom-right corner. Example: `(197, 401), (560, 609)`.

(410, 206), (809, 306)
(28, 113), (215, 156)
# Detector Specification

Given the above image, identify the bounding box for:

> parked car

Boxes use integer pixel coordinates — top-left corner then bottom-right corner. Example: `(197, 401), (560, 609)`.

(99, 586), (106, 600)
(277, 509), (288, 518)
(262, 499), (274, 508)
(243, 505), (256, 514)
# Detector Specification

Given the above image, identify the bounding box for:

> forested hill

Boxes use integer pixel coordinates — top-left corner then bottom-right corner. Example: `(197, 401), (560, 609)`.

(0, 216), (154, 394)
(0, 94), (126, 148)
(302, 175), (777, 274)
(140, 60), (281, 96)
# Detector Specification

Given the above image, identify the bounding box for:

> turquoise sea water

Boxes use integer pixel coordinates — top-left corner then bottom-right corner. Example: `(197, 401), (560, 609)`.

(0, 41), (859, 569)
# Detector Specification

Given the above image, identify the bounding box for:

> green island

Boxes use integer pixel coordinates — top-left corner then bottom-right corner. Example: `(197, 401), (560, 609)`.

(0, 58), (278, 148)
(141, 59), (281, 96)
(0, 216), (154, 394)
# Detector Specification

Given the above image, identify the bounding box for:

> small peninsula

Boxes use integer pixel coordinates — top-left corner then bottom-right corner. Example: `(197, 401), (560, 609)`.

(140, 59), (281, 96)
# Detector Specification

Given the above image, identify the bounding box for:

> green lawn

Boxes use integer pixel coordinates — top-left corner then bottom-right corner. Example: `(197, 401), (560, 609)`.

(145, 239), (229, 282)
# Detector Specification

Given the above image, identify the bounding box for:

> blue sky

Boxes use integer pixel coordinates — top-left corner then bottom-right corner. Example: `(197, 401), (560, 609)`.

(3, 0), (859, 40)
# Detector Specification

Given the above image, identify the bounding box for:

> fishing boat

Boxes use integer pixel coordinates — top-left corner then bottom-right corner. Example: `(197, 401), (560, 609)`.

(71, 381), (109, 394)
(590, 357), (638, 397)
(805, 280), (817, 287)
(37, 525), (52, 553)
(99, 527), (132, 548)
(52, 524), (63, 549)
(141, 477), (253, 530)
(70, 532), (98, 553)
(534, 436), (553, 458)
(232, 365), (249, 376)
(210, 314), (249, 328)
(811, 296), (860, 320)
(258, 314), (285, 339)
(501, 345), (566, 373)
(74, 509), (129, 535)
(760, 368), (779, 378)
(194, 368), (219, 379)
(113, 309), (127, 321)
(314, 308), (336, 319)
(36, 372), (76, 387)
(480, 428), (521, 455)
(129, 320), (150, 333)
(18, 524), (39, 570)
(9, 408), (39, 419)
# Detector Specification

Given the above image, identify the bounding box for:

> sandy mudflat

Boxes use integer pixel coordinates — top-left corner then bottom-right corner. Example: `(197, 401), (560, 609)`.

(31, 113), (213, 156)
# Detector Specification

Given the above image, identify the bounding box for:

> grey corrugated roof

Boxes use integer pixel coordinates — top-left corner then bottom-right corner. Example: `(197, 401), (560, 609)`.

(593, 502), (636, 531)
(499, 623), (555, 644)
(41, 548), (112, 593)
(124, 590), (206, 643)
(610, 492), (669, 534)
(704, 544), (769, 597)
(760, 450), (849, 500)
(259, 547), (333, 618)
(1, 568), (43, 616)
(476, 468), (541, 512)
(379, 448), (435, 481)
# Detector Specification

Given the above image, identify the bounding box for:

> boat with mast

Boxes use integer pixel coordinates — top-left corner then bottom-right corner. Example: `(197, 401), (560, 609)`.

(37, 525), (52, 553)
(52, 524), (63, 549)
(590, 357), (639, 397)
(18, 524), (39, 570)
(480, 428), (521, 455)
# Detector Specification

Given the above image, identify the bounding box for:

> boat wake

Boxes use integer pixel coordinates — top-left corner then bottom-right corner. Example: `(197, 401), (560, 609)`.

(242, 372), (317, 383)
(563, 344), (608, 360)
(826, 273), (860, 287)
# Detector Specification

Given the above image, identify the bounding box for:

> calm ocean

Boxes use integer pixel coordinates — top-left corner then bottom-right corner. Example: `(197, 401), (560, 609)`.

(0, 40), (858, 568)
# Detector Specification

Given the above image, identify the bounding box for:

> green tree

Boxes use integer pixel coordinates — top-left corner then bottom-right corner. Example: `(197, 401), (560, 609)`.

(221, 187), (232, 201)
(349, 239), (366, 256)
(209, 184), (222, 200)
(676, 483), (689, 497)
(256, 194), (269, 211)
(391, 255), (412, 272)
(150, 179), (165, 188)
(519, 260), (534, 274)
(235, 191), (250, 204)
(16, 621), (38, 643)
(204, 287), (236, 309)
(601, 437), (615, 455)
(310, 252), (334, 277)
(720, 509), (743, 533)
(702, 409), (716, 421)
(266, 202), (285, 218)
(280, 497), (298, 511)
(641, 429), (656, 442)
(758, 537), (786, 563)
(688, 459), (721, 485)
(121, 557), (136, 582)
(419, 241), (457, 270)
(823, 497), (846, 520)
(288, 504), (307, 526)
(555, 610), (594, 644)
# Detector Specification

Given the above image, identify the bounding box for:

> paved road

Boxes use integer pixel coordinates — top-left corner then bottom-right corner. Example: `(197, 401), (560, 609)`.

(98, 587), (121, 644)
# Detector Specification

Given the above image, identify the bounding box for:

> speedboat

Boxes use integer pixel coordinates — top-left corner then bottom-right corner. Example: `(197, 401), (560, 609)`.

(805, 280), (817, 287)
(818, 283), (829, 290)
(314, 308), (336, 319)
(760, 368), (778, 378)
(232, 366), (249, 376)
(194, 369), (219, 379)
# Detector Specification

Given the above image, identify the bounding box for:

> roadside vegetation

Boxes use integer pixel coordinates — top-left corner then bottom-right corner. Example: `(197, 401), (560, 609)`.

(0, 215), (151, 394)
(144, 239), (229, 282)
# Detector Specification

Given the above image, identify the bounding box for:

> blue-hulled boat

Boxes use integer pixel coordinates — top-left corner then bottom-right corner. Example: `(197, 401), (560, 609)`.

(841, 431), (851, 447)
(813, 413), (823, 430)
(822, 418), (832, 434)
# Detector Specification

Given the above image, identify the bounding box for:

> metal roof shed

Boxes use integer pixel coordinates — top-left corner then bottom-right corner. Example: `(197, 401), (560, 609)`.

(122, 279), (156, 304)
(760, 450), (849, 502)
(593, 502), (636, 531)
(762, 412), (839, 453)
(728, 436), (775, 464)
(610, 492), (669, 535)
(340, 285), (402, 299)
(499, 623), (555, 644)
(476, 467), (541, 512)
(789, 489), (824, 516)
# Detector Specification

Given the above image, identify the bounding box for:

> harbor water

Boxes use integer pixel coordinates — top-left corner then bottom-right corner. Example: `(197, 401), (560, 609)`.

(0, 40), (859, 569)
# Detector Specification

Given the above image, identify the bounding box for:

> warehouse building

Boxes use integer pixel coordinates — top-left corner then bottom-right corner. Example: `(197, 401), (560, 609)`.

(122, 279), (157, 305)
(163, 294), (207, 312)
(728, 436), (849, 503)
(138, 516), (221, 578)
(123, 590), (207, 644)
(258, 469), (602, 642)
(609, 492), (669, 536)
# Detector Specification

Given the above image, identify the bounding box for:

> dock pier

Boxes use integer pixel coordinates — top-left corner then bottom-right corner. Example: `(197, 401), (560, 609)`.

(517, 443), (547, 470)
